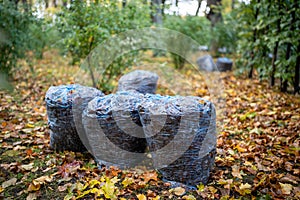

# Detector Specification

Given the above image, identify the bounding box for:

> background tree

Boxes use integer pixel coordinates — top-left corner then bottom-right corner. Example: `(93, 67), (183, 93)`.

(205, 0), (223, 55)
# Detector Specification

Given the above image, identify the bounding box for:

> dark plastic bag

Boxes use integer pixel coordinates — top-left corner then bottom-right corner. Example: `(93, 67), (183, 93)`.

(45, 84), (103, 152)
(82, 91), (149, 168)
(138, 94), (216, 187)
(118, 70), (159, 94)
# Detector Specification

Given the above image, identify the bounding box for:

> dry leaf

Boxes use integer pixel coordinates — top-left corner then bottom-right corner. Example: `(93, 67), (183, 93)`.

(182, 194), (196, 200)
(231, 165), (243, 179)
(21, 163), (34, 171)
(28, 183), (41, 192)
(33, 175), (53, 185)
(239, 183), (251, 190)
(58, 183), (72, 192)
(142, 171), (158, 183)
(136, 194), (147, 200)
(2, 178), (17, 189)
(173, 187), (185, 196)
(26, 192), (38, 200)
(279, 182), (293, 195)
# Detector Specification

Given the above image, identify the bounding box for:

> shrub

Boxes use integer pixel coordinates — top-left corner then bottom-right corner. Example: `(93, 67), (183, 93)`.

(56, 0), (151, 93)
(163, 15), (211, 69)
(0, 0), (36, 74)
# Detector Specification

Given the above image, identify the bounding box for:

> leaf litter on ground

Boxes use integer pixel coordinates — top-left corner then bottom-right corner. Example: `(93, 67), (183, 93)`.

(0, 50), (299, 199)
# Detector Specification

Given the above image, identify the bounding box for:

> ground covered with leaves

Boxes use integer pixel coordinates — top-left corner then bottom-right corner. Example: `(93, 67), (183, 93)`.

(0, 51), (299, 200)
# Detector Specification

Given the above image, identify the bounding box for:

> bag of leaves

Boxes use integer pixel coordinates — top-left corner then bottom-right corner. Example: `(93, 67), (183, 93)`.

(45, 84), (103, 152)
(117, 70), (159, 94)
(82, 91), (148, 168)
(138, 94), (216, 186)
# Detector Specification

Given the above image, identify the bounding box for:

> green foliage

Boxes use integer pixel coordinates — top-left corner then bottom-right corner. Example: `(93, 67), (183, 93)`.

(56, 0), (151, 92)
(0, 0), (36, 74)
(235, 0), (300, 91)
(163, 15), (211, 69)
(211, 12), (238, 54)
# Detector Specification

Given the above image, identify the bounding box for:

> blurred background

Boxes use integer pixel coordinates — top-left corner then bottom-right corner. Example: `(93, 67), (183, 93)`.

(0, 0), (299, 94)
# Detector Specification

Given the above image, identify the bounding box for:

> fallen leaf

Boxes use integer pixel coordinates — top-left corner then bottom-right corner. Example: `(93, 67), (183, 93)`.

(173, 187), (185, 196)
(58, 183), (72, 192)
(63, 193), (73, 200)
(33, 175), (53, 185)
(122, 177), (133, 188)
(101, 177), (118, 199)
(153, 196), (161, 200)
(21, 163), (34, 171)
(239, 183), (251, 190)
(197, 183), (205, 192)
(136, 194), (147, 200)
(279, 182), (293, 195)
(231, 165), (243, 179)
(28, 183), (41, 192)
(26, 192), (38, 200)
(2, 178), (17, 189)
(182, 194), (196, 200)
(142, 171), (158, 183)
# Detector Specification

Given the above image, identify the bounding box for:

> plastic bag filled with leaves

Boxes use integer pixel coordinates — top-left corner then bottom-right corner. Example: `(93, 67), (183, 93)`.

(45, 84), (104, 152)
(118, 70), (159, 94)
(82, 91), (149, 168)
(138, 94), (216, 187)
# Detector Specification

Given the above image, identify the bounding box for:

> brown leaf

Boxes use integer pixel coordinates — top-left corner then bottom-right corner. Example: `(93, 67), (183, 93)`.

(279, 173), (300, 184)
(26, 192), (38, 200)
(33, 175), (53, 185)
(142, 171), (158, 183)
(173, 187), (185, 196)
(231, 165), (243, 179)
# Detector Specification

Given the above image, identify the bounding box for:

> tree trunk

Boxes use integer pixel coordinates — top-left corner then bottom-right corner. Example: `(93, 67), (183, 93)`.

(281, 43), (291, 92)
(45, 0), (49, 8)
(295, 42), (300, 94)
(281, 2), (295, 92)
(195, 0), (202, 16)
(206, 0), (222, 55)
(122, 0), (126, 8)
(62, 0), (67, 7)
(270, 1), (281, 86)
(88, 37), (96, 88)
(232, 0), (235, 10)
(206, 0), (222, 27)
(270, 42), (279, 86)
(52, 0), (57, 8)
(248, 0), (260, 79)
(151, 0), (162, 25)
(161, 0), (165, 16)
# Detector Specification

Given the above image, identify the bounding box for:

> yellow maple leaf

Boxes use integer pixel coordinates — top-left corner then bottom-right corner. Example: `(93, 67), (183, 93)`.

(152, 196), (160, 200)
(136, 194), (147, 200)
(89, 179), (101, 188)
(122, 177), (133, 188)
(239, 183), (252, 190)
(28, 183), (41, 192)
(102, 178), (118, 199)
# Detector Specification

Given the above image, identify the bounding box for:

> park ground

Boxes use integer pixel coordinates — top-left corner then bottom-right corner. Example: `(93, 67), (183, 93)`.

(0, 50), (299, 199)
